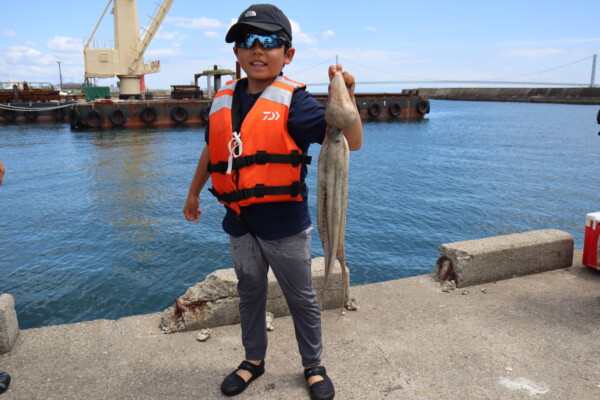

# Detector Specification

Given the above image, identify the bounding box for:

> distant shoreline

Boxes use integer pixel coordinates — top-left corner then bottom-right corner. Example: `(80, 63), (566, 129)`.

(408, 87), (600, 105)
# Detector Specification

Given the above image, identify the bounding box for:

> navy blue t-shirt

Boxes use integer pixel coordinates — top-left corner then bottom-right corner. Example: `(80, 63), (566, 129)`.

(205, 79), (326, 240)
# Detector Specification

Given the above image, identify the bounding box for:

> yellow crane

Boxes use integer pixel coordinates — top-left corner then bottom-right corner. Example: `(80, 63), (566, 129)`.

(84, 0), (174, 99)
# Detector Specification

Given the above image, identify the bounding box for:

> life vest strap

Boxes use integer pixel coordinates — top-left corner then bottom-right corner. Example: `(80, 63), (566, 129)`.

(209, 181), (306, 204)
(208, 150), (311, 174)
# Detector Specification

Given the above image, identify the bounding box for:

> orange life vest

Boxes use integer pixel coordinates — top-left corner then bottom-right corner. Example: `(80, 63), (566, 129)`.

(208, 76), (312, 215)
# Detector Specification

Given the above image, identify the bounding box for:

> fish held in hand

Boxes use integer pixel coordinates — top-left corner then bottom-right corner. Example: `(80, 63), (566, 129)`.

(317, 71), (357, 311)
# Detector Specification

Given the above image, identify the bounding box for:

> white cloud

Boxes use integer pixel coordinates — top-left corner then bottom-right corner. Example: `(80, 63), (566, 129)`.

(166, 16), (222, 30)
(0, 44), (82, 84)
(155, 26), (179, 40)
(5, 45), (42, 63)
(2, 29), (16, 37)
(323, 30), (334, 39)
(503, 48), (566, 58)
(364, 26), (377, 32)
(204, 31), (219, 39)
(290, 20), (317, 45)
(227, 18), (238, 31)
(146, 46), (181, 58)
(47, 36), (83, 53)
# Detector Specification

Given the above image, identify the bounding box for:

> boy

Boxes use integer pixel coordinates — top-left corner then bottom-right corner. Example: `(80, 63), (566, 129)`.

(183, 4), (362, 399)
(0, 161), (5, 185)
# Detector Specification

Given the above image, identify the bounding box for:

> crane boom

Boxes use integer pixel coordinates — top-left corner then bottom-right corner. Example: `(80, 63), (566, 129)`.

(129, 0), (174, 74)
(84, 0), (174, 98)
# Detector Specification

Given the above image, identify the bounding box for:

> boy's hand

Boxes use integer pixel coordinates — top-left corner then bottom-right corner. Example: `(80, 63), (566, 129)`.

(328, 64), (363, 151)
(328, 64), (356, 99)
(183, 195), (202, 222)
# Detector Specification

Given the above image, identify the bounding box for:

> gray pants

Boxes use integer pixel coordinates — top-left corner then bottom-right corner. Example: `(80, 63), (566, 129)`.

(229, 227), (322, 368)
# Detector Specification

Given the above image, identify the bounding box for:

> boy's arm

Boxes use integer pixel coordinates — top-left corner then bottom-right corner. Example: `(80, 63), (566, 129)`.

(183, 146), (211, 222)
(328, 64), (363, 151)
(0, 161), (5, 185)
(342, 92), (363, 151)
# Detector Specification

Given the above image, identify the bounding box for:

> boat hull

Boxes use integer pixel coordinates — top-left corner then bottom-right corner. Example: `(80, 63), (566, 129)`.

(67, 99), (211, 129)
(0, 93), (429, 127)
(0, 101), (75, 123)
(314, 92), (430, 121)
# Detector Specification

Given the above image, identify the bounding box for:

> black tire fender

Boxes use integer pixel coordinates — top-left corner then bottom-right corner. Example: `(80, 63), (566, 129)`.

(416, 99), (430, 114)
(368, 102), (381, 118)
(86, 109), (104, 128)
(109, 109), (127, 126)
(68, 108), (81, 128)
(24, 111), (38, 121)
(200, 106), (210, 123)
(389, 102), (401, 117)
(140, 107), (158, 123)
(2, 109), (16, 122)
(171, 106), (188, 123)
(54, 107), (66, 121)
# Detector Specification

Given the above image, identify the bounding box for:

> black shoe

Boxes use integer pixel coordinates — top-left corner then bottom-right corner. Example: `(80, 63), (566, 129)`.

(304, 366), (335, 400)
(0, 371), (10, 394)
(220, 360), (265, 396)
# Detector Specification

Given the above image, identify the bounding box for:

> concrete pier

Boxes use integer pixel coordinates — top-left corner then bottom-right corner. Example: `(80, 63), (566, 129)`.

(1, 250), (599, 399)
(160, 257), (348, 333)
(434, 229), (574, 287)
(0, 294), (19, 355)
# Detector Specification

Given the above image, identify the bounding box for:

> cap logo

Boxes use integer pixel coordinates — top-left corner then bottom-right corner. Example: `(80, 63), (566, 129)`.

(244, 11), (256, 17)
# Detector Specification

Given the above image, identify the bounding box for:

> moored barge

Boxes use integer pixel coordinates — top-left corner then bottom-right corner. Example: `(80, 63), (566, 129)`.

(64, 91), (429, 129)
(315, 91), (430, 121)
(67, 98), (211, 129)
(0, 81), (76, 123)
(0, 102), (74, 123)
(1, 82), (430, 128)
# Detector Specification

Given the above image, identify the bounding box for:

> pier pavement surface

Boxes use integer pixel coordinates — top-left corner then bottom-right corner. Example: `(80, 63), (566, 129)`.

(1, 250), (599, 400)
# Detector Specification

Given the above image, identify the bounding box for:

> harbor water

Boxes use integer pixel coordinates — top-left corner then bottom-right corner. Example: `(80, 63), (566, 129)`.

(1, 100), (599, 329)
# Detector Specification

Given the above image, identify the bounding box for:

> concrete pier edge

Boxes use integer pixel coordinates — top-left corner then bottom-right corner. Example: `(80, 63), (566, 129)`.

(0, 229), (581, 343)
(1, 248), (599, 399)
(434, 229), (574, 288)
(159, 257), (349, 333)
(2, 228), (578, 343)
(0, 294), (19, 355)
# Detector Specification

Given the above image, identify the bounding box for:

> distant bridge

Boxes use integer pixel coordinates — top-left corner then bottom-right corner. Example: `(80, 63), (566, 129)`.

(306, 80), (592, 87)
(299, 54), (598, 88)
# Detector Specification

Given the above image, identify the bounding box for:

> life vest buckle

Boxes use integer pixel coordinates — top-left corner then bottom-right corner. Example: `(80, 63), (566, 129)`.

(290, 181), (301, 197)
(236, 189), (250, 202)
(208, 187), (227, 202)
(290, 150), (300, 167)
(254, 184), (266, 198)
(255, 151), (268, 165)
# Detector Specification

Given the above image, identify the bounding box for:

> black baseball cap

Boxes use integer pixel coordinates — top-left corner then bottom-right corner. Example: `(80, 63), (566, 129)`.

(225, 4), (292, 43)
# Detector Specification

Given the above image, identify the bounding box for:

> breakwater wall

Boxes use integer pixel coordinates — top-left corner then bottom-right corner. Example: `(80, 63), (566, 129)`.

(408, 87), (600, 105)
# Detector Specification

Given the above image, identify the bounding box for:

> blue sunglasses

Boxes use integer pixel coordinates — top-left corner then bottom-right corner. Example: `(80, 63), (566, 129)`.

(235, 33), (288, 50)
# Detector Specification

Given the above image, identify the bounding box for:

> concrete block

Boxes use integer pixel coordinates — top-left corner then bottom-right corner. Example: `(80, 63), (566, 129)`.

(433, 229), (574, 288)
(160, 257), (349, 333)
(0, 294), (19, 354)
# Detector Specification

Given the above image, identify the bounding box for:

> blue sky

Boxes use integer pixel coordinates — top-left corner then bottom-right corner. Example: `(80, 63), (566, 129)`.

(1, 0), (599, 93)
